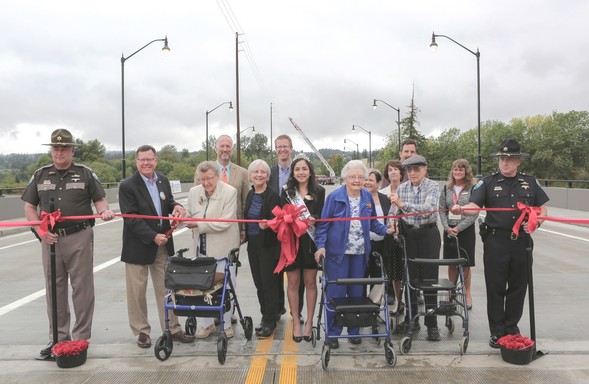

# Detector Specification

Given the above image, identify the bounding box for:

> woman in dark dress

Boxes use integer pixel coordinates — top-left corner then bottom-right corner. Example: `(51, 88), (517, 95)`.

(280, 156), (325, 342)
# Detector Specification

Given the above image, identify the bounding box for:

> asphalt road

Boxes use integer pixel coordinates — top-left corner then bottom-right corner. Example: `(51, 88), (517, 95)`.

(1, 196), (589, 383)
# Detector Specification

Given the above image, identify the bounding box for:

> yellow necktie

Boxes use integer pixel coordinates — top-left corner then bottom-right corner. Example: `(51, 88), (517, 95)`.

(222, 167), (228, 183)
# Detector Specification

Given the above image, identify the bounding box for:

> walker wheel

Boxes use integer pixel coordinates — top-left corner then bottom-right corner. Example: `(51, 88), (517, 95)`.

(385, 340), (397, 366)
(321, 344), (331, 370)
(460, 336), (469, 355)
(154, 334), (172, 361)
(243, 316), (253, 340)
(185, 316), (197, 336)
(400, 336), (411, 355)
(446, 317), (455, 333)
(390, 314), (398, 334)
(217, 334), (228, 365)
(311, 327), (317, 348)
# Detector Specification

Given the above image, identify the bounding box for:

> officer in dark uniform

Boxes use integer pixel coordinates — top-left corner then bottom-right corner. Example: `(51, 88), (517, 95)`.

(451, 138), (548, 348)
(21, 128), (115, 356)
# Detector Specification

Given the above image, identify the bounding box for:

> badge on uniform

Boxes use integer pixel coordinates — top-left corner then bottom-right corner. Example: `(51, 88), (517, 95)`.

(160, 191), (166, 200)
(521, 181), (530, 190)
(494, 186), (502, 191)
(43, 180), (51, 184)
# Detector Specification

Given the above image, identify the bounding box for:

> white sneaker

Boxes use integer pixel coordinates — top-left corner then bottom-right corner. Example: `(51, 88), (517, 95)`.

(224, 327), (234, 339)
(196, 324), (216, 339)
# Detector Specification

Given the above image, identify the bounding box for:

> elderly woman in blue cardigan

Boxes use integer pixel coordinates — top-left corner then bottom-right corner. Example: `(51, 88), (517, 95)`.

(314, 160), (394, 349)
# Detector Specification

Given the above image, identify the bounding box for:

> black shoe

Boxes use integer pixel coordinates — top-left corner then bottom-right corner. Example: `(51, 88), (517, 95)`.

(40, 342), (54, 356)
(292, 334), (302, 343)
(427, 327), (441, 341)
(349, 337), (362, 345)
(279, 307), (287, 316)
(395, 321), (420, 334)
(255, 324), (263, 333)
(327, 338), (339, 349)
(257, 326), (274, 339)
(489, 335), (501, 349)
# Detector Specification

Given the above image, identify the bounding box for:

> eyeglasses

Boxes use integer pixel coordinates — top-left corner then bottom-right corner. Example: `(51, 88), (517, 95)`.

(276, 145), (291, 150)
(199, 175), (218, 183)
(136, 157), (156, 163)
(405, 166), (423, 173)
(346, 175), (365, 181)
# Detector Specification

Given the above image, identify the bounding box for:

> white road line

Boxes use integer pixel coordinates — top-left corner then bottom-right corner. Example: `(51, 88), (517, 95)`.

(537, 228), (589, 243)
(0, 226), (190, 316)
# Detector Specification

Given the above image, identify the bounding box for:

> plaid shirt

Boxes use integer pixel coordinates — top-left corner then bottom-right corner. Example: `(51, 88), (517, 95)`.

(396, 177), (439, 225)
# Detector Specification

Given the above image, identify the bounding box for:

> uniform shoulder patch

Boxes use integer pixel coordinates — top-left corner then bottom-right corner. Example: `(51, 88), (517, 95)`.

(92, 172), (102, 183)
(473, 179), (484, 190)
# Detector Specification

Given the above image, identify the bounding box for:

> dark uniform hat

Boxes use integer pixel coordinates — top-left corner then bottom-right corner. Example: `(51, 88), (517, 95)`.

(492, 138), (529, 157)
(402, 154), (428, 167)
(43, 128), (78, 147)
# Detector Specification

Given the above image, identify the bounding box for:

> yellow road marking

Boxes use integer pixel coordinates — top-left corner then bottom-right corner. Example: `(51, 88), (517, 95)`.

(279, 319), (298, 384)
(245, 331), (275, 384)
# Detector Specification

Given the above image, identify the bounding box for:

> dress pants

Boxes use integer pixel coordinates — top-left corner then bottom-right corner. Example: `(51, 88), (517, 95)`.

(247, 235), (279, 328)
(325, 254), (366, 337)
(41, 227), (94, 342)
(403, 227), (441, 328)
(483, 234), (530, 337)
(125, 245), (182, 336)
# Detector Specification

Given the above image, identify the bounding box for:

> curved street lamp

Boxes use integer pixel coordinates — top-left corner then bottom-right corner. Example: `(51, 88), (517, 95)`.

(352, 125), (372, 168)
(240, 125), (255, 135)
(205, 101), (233, 160)
(430, 31), (481, 178)
(373, 99), (401, 155)
(121, 36), (170, 179)
(344, 138), (358, 160)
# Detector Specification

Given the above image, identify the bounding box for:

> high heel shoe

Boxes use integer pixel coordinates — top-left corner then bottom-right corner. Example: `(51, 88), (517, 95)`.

(303, 335), (312, 342)
(292, 334), (302, 343)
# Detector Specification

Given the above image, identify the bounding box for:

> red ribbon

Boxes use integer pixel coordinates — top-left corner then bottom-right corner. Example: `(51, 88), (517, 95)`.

(38, 211), (62, 237)
(512, 202), (542, 236)
(266, 204), (309, 274)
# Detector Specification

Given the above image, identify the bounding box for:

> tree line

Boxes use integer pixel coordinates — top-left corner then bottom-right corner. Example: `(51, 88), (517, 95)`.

(1, 109), (588, 189)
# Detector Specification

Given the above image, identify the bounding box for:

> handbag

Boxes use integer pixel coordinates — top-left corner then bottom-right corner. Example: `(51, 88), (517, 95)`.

(165, 256), (217, 290)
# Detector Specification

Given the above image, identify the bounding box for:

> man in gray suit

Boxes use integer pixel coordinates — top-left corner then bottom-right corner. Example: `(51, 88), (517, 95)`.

(194, 135), (249, 242)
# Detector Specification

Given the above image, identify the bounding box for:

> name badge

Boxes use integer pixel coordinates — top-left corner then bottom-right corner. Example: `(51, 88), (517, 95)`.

(160, 191), (166, 200)
(448, 212), (462, 221)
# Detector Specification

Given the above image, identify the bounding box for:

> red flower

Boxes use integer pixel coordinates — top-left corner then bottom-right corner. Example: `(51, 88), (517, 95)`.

(497, 334), (535, 351)
(51, 340), (90, 356)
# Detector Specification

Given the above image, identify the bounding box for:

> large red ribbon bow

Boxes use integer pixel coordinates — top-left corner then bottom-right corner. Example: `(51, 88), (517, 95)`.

(38, 211), (62, 237)
(266, 204), (309, 273)
(512, 202), (541, 236)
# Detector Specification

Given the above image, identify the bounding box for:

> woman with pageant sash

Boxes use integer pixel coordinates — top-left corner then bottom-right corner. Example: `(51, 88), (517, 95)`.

(280, 155), (325, 343)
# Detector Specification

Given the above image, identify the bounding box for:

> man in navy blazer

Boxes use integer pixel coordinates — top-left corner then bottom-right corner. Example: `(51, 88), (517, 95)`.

(119, 144), (194, 348)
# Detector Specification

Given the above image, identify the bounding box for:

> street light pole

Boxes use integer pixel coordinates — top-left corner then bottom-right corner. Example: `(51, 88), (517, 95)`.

(352, 125), (372, 168)
(240, 126), (255, 135)
(430, 31), (482, 178)
(344, 138), (359, 160)
(205, 101), (233, 161)
(121, 36), (169, 180)
(373, 99), (401, 155)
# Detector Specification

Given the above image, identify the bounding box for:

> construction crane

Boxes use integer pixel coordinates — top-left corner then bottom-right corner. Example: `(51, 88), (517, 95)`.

(288, 117), (337, 184)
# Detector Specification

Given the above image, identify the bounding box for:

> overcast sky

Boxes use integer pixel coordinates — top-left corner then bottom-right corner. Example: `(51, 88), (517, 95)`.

(1, 0), (588, 156)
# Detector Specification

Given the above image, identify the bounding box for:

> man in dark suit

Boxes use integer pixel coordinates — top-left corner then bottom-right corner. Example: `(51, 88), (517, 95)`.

(119, 145), (194, 348)
(268, 134), (305, 321)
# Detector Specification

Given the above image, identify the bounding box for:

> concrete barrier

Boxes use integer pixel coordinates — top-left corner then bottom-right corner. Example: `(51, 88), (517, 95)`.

(0, 184), (586, 221)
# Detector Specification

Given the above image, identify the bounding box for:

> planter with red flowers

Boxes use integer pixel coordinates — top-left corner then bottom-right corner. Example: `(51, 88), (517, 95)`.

(497, 334), (535, 365)
(51, 340), (89, 368)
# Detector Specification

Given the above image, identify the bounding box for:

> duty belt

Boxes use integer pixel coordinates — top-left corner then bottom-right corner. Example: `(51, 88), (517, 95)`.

(489, 227), (522, 240)
(55, 221), (90, 237)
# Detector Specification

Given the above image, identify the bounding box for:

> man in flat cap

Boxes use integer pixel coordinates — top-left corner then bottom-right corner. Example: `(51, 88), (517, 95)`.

(451, 138), (549, 348)
(21, 128), (115, 357)
(389, 154), (442, 341)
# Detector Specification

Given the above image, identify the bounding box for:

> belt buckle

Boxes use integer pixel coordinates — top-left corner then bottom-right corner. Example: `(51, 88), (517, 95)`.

(510, 232), (518, 240)
(57, 228), (67, 237)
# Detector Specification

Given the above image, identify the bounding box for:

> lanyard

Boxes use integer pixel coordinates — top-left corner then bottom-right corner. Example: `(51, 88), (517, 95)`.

(452, 186), (464, 205)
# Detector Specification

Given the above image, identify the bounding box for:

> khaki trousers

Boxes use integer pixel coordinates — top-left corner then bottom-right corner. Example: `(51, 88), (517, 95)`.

(125, 245), (182, 336)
